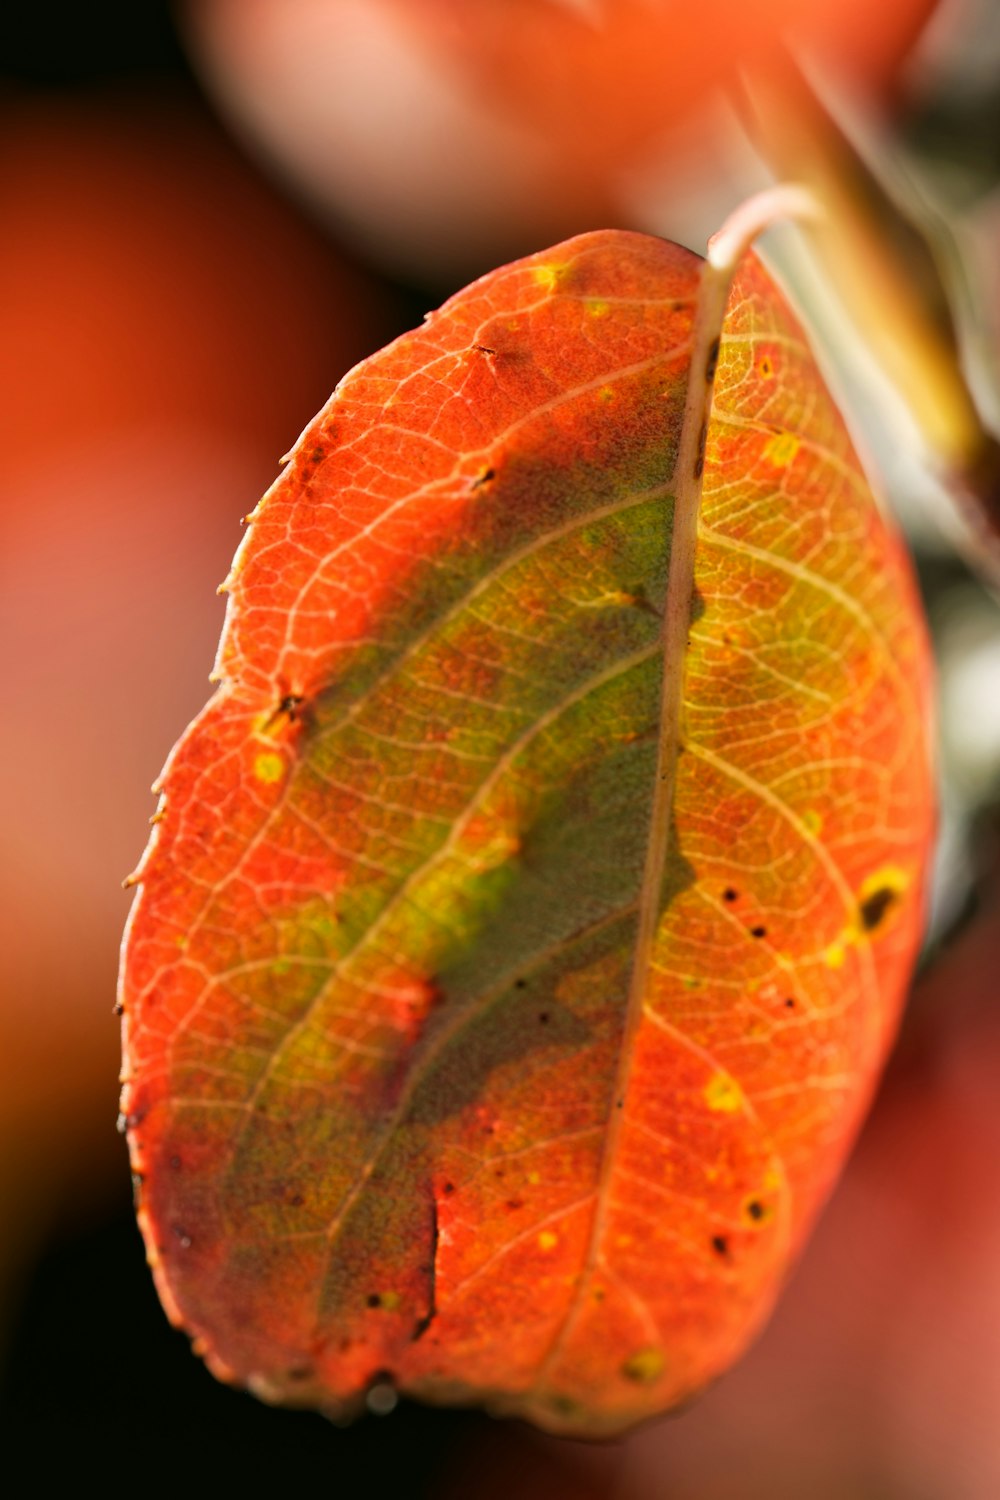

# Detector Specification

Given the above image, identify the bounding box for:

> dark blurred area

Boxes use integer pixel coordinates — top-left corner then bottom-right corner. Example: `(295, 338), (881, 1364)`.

(2, 2), (1000, 1496)
(0, 6), (469, 1491)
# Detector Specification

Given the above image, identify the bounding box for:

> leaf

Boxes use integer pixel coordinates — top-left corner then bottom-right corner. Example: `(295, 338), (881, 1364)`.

(119, 229), (933, 1437)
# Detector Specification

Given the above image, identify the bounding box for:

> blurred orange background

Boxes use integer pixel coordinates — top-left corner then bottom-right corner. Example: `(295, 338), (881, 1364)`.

(2, 3), (1000, 1496)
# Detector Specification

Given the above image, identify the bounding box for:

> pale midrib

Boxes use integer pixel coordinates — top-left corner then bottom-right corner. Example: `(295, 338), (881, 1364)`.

(531, 258), (733, 1392)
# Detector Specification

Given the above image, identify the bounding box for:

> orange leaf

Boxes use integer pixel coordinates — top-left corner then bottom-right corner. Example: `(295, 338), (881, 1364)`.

(119, 230), (933, 1436)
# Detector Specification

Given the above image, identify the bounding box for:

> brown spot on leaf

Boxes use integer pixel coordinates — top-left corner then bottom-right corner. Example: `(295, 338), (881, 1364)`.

(859, 885), (898, 932)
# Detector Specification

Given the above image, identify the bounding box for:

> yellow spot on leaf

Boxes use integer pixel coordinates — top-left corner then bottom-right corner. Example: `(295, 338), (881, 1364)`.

(803, 809), (823, 835)
(527, 1171), (541, 1186)
(538, 1230), (558, 1252)
(254, 752), (286, 784)
(379, 1291), (401, 1311)
(622, 1347), (664, 1384)
(763, 431), (800, 467)
(823, 940), (847, 969)
(586, 299), (610, 318)
(532, 263), (567, 293)
(598, 384), (616, 403)
(704, 1072), (744, 1113)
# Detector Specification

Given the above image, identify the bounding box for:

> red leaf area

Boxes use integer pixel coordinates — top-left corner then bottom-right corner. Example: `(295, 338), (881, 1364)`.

(120, 230), (933, 1435)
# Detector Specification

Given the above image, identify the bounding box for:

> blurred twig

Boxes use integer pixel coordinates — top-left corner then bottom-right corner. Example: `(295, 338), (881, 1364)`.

(740, 56), (1000, 582)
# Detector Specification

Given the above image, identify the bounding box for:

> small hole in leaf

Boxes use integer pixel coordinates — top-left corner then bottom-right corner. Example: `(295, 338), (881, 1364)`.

(859, 886), (898, 932)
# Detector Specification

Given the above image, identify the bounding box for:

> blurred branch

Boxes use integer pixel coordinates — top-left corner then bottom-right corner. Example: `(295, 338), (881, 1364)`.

(740, 57), (1000, 578)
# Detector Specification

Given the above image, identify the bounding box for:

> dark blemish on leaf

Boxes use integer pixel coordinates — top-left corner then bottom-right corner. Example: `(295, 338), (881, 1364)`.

(310, 446), (326, 464)
(751, 925), (767, 939)
(412, 1193), (439, 1343)
(514, 977), (528, 989)
(290, 1192), (305, 1206)
(693, 420), (707, 480)
(287, 1365), (314, 1381)
(784, 997), (796, 1009)
(538, 1012), (550, 1025)
(172, 1226), (192, 1250)
(113, 1001), (124, 1016)
(169, 1154), (182, 1170)
(367, 1293), (382, 1309)
(711, 1234), (729, 1255)
(443, 1182), (455, 1195)
(859, 886), (898, 932)
(473, 343), (496, 356)
(723, 888), (738, 903)
(705, 336), (720, 383)
(549, 1394), (581, 1416)
(615, 1098), (625, 1110)
(263, 693), (306, 735)
(506, 1199), (524, 1211)
(471, 466), (496, 490)
(338, 1337), (352, 1353)
(746, 1199), (765, 1221)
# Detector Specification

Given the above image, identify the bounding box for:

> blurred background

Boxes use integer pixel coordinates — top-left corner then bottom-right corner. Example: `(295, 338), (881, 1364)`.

(1, 2), (999, 1495)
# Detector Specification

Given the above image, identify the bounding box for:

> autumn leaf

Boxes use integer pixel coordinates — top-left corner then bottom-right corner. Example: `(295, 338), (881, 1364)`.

(119, 228), (933, 1437)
